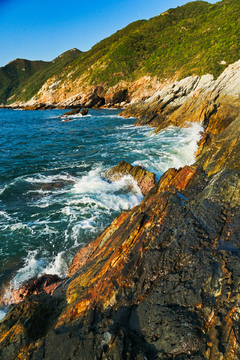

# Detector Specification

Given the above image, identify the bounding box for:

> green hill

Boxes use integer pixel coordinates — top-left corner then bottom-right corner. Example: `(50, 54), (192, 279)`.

(0, 48), (82, 104)
(65, 0), (239, 87)
(2, 0), (240, 104)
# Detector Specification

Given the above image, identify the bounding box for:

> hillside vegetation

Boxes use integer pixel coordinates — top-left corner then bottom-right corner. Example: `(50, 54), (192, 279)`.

(0, 49), (82, 104)
(1, 0), (240, 104)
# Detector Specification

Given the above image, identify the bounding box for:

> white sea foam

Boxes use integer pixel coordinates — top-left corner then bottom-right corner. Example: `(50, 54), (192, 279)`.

(10, 250), (45, 290)
(24, 173), (75, 184)
(0, 211), (11, 220)
(67, 114), (92, 119)
(8, 249), (69, 293)
(8, 223), (34, 234)
(72, 170), (143, 208)
(132, 123), (203, 179)
(44, 251), (68, 277)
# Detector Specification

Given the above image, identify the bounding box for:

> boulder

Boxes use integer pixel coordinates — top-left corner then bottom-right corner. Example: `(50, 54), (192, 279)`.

(60, 107), (81, 117)
(80, 108), (88, 116)
(105, 160), (156, 195)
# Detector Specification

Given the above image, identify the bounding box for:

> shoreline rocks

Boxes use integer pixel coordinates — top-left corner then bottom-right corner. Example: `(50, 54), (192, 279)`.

(1, 164), (240, 359)
(1, 61), (240, 359)
(121, 60), (240, 136)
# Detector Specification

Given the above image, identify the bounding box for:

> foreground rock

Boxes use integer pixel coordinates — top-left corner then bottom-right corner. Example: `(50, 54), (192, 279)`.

(1, 162), (240, 359)
(106, 160), (156, 195)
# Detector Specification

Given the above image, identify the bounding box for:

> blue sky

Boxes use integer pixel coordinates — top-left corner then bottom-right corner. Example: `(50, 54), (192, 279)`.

(0, 0), (217, 67)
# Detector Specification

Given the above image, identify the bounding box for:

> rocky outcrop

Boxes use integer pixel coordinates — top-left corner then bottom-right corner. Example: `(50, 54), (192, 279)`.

(105, 160), (156, 195)
(10, 76), (161, 110)
(121, 60), (240, 135)
(105, 86), (128, 107)
(1, 162), (240, 359)
(80, 108), (89, 116)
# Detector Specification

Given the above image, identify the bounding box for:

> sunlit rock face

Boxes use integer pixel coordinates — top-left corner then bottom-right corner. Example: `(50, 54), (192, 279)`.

(121, 60), (240, 136)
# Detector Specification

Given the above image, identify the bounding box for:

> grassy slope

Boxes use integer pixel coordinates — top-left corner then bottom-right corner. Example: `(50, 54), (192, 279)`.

(3, 0), (240, 103)
(0, 49), (82, 104)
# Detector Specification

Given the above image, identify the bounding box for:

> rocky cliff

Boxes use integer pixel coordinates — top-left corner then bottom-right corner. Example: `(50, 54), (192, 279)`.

(0, 58), (240, 359)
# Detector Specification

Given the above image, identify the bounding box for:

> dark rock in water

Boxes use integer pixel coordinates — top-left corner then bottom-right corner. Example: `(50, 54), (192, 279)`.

(80, 108), (88, 116)
(1, 164), (240, 359)
(60, 108), (81, 117)
(105, 160), (156, 195)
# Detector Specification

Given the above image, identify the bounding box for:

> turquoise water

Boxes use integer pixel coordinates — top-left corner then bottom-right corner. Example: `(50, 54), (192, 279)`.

(0, 108), (202, 307)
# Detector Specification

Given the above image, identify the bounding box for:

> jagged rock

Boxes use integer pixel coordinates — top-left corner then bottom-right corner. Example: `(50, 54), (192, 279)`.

(121, 61), (240, 135)
(105, 160), (156, 195)
(1, 164), (240, 359)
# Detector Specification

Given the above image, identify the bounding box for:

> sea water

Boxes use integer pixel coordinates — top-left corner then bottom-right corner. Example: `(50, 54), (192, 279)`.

(0, 108), (202, 317)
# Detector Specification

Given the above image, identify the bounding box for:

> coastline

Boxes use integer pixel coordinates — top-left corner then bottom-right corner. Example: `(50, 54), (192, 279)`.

(0, 61), (240, 359)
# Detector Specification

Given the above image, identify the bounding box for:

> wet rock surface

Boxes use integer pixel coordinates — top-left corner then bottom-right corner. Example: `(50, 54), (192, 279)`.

(105, 160), (156, 196)
(1, 163), (240, 359)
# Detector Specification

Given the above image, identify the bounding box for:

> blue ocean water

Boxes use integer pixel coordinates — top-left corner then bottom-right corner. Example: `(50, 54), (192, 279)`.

(0, 108), (202, 311)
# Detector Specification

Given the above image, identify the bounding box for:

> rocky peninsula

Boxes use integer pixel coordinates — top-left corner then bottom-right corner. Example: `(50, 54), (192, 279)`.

(0, 56), (240, 359)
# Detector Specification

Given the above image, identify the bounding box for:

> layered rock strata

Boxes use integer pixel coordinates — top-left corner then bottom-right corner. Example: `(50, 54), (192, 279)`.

(1, 162), (240, 359)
